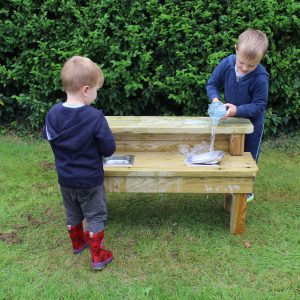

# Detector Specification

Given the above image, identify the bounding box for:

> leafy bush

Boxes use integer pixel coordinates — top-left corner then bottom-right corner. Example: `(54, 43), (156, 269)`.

(0, 0), (299, 134)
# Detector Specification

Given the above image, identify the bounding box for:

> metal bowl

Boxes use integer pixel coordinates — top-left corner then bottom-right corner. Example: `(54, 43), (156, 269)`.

(189, 150), (224, 165)
(103, 155), (134, 166)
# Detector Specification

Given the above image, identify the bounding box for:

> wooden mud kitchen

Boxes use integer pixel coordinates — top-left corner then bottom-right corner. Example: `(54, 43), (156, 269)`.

(104, 116), (258, 235)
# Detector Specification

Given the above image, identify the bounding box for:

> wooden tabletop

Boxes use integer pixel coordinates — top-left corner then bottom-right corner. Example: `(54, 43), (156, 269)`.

(104, 151), (258, 177)
(106, 116), (253, 134)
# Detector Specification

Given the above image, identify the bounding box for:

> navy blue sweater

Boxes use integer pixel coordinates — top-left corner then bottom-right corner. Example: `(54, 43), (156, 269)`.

(206, 54), (269, 128)
(44, 103), (116, 188)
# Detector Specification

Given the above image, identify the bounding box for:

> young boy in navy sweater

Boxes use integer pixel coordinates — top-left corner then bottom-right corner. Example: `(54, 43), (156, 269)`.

(206, 29), (269, 202)
(44, 56), (116, 270)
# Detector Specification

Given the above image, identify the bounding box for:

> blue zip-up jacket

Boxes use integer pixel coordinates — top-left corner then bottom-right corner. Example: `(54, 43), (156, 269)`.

(43, 103), (116, 188)
(206, 54), (269, 127)
(206, 54), (269, 161)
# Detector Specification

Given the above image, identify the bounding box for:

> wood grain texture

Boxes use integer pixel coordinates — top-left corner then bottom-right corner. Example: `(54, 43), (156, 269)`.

(230, 193), (247, 234)
(106, 116), (254, 134)
(114, 134), (230, 152)
(104, 152), (258, 178)
(230, 134), (245, 155)
(104, 177), (253, 193)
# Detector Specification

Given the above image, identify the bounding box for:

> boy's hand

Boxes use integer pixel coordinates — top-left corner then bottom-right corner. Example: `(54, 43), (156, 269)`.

(212, 98), (220, 103)
(224, 103), (237, 118)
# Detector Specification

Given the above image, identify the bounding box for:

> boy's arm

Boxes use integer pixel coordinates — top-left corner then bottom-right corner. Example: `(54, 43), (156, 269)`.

(206, 58), (227, 102)
(235, 76), (269, 118)
(94, 113), (116, 157)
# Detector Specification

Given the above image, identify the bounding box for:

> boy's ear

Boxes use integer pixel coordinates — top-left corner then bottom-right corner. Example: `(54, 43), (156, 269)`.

(81, 85), (89, 95)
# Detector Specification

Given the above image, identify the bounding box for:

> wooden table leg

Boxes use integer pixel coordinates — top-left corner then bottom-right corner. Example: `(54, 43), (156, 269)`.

(229, 134), (245, 155)
(224, 194), (232, 213)
(230, 193), (247, 234)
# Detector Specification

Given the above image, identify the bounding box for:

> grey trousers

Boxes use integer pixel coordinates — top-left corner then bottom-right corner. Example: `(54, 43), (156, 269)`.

(60, 184), (107, 233)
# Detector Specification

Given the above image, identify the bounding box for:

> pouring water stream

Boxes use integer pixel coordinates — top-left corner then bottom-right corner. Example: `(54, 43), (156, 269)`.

(209, 118), (219, 153)
(186, 102), (226, 165)
(207, 101), (226, 160)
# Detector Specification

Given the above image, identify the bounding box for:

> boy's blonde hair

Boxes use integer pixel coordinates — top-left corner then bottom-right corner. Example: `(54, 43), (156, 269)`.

(61, 56), (104, 93)
(236, 29), (269, 61)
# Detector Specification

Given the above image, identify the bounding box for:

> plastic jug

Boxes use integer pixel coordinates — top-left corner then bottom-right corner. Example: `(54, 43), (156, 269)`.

(208, 102), (226, 120)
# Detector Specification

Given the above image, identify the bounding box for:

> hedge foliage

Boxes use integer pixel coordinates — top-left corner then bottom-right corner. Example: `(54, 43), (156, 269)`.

(0, 0), (299, 134)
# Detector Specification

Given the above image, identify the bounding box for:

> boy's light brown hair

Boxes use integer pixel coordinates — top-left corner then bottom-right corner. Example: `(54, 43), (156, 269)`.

(236, 29), (269, 61)
(61, 56), (104, 93)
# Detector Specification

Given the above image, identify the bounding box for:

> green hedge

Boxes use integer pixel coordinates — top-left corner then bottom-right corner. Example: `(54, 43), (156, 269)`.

(0, 0), (299, 135)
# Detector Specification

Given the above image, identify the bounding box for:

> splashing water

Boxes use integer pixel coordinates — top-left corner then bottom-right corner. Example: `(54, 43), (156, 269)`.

(184, 103), (226, 165)
(186, 116), (224, 164)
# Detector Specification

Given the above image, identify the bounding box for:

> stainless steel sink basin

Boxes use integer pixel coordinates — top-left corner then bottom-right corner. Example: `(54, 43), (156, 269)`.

(103, 155), (134, 166)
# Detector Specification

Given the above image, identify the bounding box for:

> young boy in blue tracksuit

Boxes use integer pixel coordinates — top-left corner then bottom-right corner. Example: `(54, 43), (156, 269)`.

(206, 29), (269, 202)
(44, 56), (116, 270)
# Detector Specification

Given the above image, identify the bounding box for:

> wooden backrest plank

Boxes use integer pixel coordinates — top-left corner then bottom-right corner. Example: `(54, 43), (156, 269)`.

(106, 116), (254, 134)
(114, 133), (230, 152)
(107, 117), (253, 153)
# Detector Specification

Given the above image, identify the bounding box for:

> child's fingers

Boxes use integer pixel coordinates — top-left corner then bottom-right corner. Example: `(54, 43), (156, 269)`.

(226, 105), (237, 117)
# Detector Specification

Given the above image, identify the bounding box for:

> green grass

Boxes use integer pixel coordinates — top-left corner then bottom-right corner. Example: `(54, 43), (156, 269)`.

(0, 133), (299, 299)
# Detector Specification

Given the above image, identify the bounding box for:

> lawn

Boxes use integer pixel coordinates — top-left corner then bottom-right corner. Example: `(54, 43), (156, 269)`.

(0, 133), (299, 299)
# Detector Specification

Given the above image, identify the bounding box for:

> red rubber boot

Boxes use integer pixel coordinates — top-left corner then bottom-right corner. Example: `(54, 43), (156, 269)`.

(89, 231), (113, 270)
(67, 224), (89, 254)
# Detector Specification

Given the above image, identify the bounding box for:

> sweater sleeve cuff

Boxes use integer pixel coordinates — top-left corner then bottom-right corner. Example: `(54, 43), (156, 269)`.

(236, 106), (244, 117)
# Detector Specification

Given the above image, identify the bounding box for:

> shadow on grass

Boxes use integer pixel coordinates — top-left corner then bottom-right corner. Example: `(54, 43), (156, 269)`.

(107, 193), (230, 233)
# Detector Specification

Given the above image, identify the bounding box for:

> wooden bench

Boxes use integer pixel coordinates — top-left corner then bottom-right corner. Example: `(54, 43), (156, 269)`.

(104, 116), (258, 234)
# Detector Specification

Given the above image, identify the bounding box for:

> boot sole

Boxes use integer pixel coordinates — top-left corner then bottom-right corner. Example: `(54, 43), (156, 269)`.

(91, 257), (113, 270)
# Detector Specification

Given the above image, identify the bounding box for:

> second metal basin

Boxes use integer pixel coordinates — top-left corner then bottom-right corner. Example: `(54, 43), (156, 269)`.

(103, 155), (134, 166)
